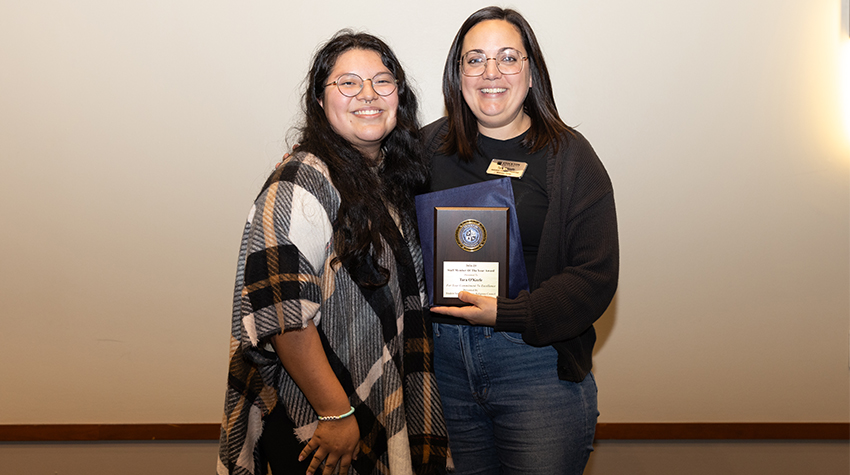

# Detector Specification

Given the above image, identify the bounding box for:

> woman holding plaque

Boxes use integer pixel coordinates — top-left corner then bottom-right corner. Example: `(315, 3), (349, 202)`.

(218, 31), (448, 475)
(425, 7), (619, 474)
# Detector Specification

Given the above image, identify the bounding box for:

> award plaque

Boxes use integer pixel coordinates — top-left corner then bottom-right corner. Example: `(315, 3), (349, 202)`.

(433, 207), (509, 306)
(415, 177), (529, 306)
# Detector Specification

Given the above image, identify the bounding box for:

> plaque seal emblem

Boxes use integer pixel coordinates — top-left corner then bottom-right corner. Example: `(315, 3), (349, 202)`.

(455, 219), (487, 252)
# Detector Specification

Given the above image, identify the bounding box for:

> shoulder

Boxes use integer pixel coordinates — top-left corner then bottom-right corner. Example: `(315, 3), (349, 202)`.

(556, 129), (606, 171)
(261, 152), (337, 196)
(558, 127), (595, 159)
(421, 117), (450, 162)
(255, 152), (340, 217)
(421, 117), (449, 148)
(551, 128), (613, 193)
(421, 116), (448, 135)
(246, 153), (337, 260)
(271, 151), (333, 187)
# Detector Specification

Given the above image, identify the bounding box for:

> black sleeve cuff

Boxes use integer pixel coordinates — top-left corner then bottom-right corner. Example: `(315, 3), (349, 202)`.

(493, 294), (529, 333)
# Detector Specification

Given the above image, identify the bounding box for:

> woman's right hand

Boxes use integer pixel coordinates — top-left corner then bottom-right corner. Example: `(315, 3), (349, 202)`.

(299, 416), (360, 475)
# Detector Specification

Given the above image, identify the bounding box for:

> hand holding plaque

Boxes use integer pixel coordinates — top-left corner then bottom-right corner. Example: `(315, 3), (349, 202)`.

(434, 207), (508, 306)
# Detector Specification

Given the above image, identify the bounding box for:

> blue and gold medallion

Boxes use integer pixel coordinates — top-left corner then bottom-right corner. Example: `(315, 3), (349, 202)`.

(455, 219), (487, 252)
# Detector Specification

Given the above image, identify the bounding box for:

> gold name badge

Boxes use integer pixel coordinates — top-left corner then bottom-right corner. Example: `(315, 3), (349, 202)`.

(485, 159), (528, 178)
(455, 219), (487, 252)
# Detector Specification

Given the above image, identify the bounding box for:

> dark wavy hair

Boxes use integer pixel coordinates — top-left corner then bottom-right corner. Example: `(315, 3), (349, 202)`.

(295, 30), (425, 288)
(440, 6), (573, 161)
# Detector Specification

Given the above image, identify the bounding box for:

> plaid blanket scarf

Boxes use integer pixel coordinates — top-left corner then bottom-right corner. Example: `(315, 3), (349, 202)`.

(218, 152), (448, 475)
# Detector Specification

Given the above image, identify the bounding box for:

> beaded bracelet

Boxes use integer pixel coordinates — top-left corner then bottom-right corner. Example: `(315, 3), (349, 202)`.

(317, 406), (355, 421)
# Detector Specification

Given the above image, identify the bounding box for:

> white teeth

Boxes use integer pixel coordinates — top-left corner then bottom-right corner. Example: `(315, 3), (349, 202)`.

(481, 88), (506, 94)
(354, 110), (380, 116)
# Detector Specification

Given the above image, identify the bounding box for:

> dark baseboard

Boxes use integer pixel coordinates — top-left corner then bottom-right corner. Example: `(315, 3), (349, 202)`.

(593, 423), (850, 440)
(0, 424), (219, 442)
(0, 423), (847, 442)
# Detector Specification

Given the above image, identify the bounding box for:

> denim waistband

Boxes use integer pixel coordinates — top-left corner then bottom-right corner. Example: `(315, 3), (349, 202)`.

(429, 313), (471, 326)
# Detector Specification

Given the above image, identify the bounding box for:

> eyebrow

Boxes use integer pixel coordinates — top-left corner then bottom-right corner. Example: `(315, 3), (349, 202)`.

(333, 70), (392, 77)
(462, 47), (522, 55)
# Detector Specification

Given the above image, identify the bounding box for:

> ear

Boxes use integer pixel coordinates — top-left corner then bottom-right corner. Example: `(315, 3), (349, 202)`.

(318, 96), (324, 109)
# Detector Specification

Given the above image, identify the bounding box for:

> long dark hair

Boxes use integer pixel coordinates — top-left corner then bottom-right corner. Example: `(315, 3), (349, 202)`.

(441, 6), (573, 161)
(296, 30), (425, 287)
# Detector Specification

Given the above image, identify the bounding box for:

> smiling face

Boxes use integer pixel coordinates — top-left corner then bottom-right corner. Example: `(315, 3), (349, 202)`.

(319, 48), (398, 160)
(460, 20), (532, 140)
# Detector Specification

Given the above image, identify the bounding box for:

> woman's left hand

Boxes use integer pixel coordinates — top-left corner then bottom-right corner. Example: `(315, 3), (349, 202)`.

(430, 291), (497, 326)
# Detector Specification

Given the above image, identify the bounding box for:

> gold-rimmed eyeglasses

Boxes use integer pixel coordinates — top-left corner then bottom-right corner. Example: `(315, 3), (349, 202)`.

(325, 72), (398, 97)
(459, 48), (528, 77)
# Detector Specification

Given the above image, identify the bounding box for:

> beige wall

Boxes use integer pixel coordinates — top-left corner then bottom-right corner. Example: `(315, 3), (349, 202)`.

(0, 0), (848, 425)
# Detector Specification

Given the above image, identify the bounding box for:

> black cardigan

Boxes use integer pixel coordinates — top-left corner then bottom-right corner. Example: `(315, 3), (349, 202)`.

(422, 117), (619, 382)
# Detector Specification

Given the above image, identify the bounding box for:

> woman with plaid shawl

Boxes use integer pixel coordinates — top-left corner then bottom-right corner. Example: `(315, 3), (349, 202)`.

(218, 31), (449, 475)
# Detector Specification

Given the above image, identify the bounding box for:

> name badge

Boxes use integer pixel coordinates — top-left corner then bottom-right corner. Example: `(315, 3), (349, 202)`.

(486, 159), (528, 178)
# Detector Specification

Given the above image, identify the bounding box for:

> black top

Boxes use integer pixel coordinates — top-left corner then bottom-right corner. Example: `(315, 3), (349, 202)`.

(428, 131), (549, 281)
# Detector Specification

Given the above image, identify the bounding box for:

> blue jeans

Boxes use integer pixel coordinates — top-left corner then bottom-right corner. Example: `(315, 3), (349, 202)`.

(433, 324), (598, 475)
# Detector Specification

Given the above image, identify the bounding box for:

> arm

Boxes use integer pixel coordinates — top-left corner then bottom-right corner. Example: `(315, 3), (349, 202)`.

(271, 322), (359, 475)
(243, 157), (359, 474)
(496, 132), (619, 344)
(496, 192), (618, 345)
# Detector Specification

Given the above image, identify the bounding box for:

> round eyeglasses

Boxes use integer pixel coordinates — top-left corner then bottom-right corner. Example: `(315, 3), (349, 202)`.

(325, 72), (398, 97)
(459, 48), (528, 77)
